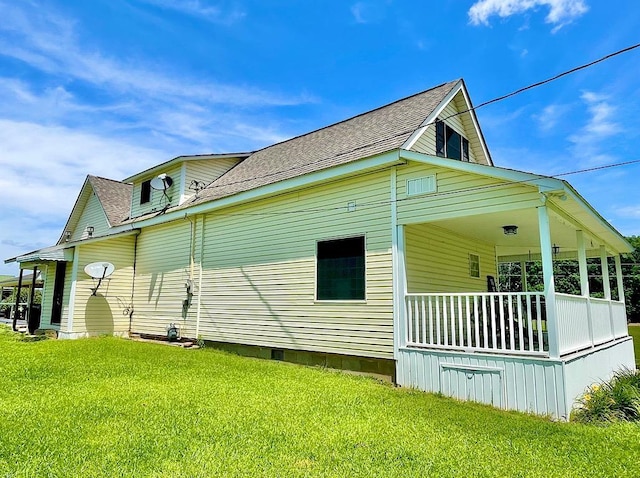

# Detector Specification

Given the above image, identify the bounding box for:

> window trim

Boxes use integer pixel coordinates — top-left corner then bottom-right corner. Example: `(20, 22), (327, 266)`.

(314, 234), (367, 302)
(469, 253), (480, 279)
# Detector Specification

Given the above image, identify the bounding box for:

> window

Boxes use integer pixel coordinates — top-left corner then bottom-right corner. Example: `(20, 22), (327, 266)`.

(436, 120), (469, 162)
(140, 180), (152, 204)
(316, 236), (365, 300)
(469, 254), (480, 278)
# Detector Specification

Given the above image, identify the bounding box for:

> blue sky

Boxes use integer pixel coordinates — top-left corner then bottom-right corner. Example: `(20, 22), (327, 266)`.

(1, 0), (639, 275)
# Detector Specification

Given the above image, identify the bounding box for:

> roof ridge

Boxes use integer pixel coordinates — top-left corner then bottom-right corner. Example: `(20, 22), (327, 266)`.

(249, 80), (460, 157)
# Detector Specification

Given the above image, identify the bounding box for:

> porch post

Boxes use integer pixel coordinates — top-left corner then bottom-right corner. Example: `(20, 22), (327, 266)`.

(599, 246), (611, 300)
(614, 255), (625, 304)
(576, 231), (590, 297)
(12, 268), (24, 332)
(520, 261), (528, 292)
(537, 205), (559, 358)
(576, 231), (594, 347)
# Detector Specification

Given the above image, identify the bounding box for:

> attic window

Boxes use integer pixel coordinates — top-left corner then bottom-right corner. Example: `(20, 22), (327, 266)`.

(436, 120), (469, 162)
(140, 180), (151, 204)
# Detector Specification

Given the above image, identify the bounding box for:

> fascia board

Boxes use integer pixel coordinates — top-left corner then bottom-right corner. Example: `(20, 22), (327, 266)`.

(399, 149), (561, 190)
(401, 80), (463, 151)
(56, 176), (91, 245)
(111, 151), (404, 232)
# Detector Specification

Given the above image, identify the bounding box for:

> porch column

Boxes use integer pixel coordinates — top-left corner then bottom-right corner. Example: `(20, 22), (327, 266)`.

(12, 269), (24, 332)
(537, 205), (560, 358)
(599, 246), (611, 300)
(615, 255), (625, 303)
(520, 261), (528, 292)
(576, 231), (590, 297)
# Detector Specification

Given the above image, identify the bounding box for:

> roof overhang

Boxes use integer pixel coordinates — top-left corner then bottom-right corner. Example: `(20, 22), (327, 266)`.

(5, 229), (141, 265)
(112, 150), (406, 232)
(399, 150), (632, 255)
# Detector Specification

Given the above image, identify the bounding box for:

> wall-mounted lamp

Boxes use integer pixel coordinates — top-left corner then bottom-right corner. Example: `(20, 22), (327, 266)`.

(86, 226), (95, 238)
(502, 225), (518, 235)
(64, 230), (72, 242)
(552, 244), (560, 256)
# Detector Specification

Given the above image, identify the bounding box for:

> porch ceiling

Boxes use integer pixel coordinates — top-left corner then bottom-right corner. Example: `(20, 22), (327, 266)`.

(431, 207), (606, 259)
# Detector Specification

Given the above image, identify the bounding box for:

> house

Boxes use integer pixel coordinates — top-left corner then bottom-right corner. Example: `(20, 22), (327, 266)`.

(7, 79), (635, 419)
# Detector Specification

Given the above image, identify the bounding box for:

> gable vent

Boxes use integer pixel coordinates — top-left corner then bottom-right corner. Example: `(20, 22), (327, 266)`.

(406, 175), (436, 196)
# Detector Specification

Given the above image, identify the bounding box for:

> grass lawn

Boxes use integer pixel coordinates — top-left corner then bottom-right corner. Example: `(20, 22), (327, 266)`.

(629, 324), (640, 365)
(1, 327), (639, 477)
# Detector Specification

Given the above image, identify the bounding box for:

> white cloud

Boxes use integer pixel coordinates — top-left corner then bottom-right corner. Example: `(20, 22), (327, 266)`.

(136, 0), (246, 24)
(568, 91), (620, 166)
(533, 103), (569, 132)
(468, 0), (589, 30)
(350, 1), (387, 24)
(615, 205), (640, 219)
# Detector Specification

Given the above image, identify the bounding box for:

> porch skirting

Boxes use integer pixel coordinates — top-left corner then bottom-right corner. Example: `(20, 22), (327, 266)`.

(396, 337), (635, 420)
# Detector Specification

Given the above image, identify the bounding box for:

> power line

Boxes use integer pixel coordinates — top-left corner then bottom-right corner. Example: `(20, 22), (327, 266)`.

(440, 42), (640, 122)
(194, 42), (640, 200)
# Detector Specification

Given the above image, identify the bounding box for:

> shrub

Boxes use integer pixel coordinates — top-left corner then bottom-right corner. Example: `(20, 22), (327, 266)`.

(572, 367), (640, 423)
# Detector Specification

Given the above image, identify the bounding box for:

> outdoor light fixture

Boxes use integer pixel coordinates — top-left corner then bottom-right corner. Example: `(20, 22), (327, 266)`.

(552, 244), (560, 256)
(86, 226), (94, 237)
(502, 225), (518, 235)
(64, 230), (72, 242)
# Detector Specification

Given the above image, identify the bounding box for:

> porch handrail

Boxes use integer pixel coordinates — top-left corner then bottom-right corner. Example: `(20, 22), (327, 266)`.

(555, 293), (628, 355)
(404, 292), (548, 357)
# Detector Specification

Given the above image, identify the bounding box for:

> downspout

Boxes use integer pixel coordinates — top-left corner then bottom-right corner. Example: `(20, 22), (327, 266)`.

(195, 215), (205, 339)
(128, 232), (139, 335)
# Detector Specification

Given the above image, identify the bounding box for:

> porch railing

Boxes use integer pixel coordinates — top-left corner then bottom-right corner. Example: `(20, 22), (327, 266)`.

(404, 292), (548, 356)
(555, 294), (629, 355)
(404, 292), (629, 357)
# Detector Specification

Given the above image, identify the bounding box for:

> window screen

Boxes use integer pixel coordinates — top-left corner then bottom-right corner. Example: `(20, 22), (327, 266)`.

(317, 236), (365, 300)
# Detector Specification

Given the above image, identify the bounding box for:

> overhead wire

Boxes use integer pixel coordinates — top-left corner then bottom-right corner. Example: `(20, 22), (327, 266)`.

(171, 43), (640, 220)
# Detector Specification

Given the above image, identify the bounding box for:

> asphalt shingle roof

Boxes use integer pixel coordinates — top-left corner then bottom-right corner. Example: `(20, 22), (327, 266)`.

(88, 176), (133, 225)
(186, 80), (459, 206)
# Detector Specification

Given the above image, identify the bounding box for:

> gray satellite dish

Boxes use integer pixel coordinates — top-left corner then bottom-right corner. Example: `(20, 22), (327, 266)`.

(150, 173), (173, 190)
(84, 262), (115, 279)
(84, 262), (115, 296)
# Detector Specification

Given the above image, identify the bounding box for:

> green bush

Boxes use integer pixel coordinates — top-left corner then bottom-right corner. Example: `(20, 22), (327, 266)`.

(572, 368), (640, 423)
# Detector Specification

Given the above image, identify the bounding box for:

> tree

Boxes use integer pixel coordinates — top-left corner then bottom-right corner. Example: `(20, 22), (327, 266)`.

(622, 236), (640, 322)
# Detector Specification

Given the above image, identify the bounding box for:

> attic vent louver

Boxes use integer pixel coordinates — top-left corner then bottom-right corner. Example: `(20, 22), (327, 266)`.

(406, 175), (436, 196)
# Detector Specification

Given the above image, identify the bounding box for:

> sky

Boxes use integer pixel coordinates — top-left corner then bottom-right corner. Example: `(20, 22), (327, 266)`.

(1, 0), (639, 275)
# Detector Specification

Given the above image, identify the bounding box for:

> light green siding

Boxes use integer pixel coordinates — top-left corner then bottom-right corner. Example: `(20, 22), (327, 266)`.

(130, 164), (183, 219)
(196, 170), (394, 359)
(69, 191), (110, 241)
(411, 91), (488, 165)
(182, 158), (241, 202)
(405, 223), (496, 293)
(396, 161), (541, 224)
(59, 261), (74, 331)
(70, 237), (136, 335)
(131, 221), (197, 338)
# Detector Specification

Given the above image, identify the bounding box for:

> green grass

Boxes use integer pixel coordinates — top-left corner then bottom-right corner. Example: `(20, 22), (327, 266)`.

(1, 326), (640, 477)
(629, 324), (640, 365)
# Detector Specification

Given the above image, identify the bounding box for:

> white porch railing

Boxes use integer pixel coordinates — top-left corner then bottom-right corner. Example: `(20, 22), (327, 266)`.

(404, 292), (629, 357)
(404, 292), (548, 356)
(555, 294), (629, 355)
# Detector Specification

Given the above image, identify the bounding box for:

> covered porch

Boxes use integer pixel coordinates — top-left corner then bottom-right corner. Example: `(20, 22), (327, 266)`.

(394, 188), (635, 419)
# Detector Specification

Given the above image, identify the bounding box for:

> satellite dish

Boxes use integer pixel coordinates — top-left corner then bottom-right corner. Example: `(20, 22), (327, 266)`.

(150, 173), (173, 190)
(84, 262), (115, 279)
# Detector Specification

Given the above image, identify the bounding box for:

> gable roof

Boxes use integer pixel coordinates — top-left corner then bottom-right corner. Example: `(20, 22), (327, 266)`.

(88, 176), (133, 225)
(184, 80), (460, 207)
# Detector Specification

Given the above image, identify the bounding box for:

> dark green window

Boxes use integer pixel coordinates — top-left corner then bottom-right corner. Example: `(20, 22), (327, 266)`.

(435, 120), (470, 162)
(317, 236), (365, 300)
